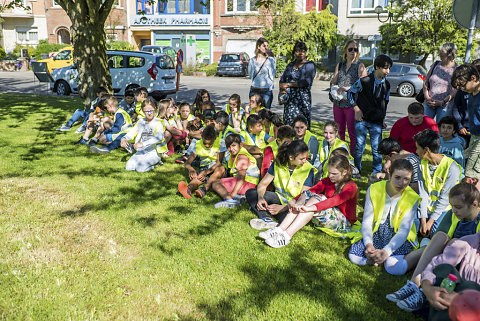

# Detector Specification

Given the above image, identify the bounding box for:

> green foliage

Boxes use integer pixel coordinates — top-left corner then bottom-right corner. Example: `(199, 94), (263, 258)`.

(379, 0), (476, 65)
(264, 3), (339, 62)
(0, 47), (6, 60)
(34, 39), (70, 60)
(106, 41), (136, 51)
(12, 44), (35, 59)
(199, 62), (218, 76)
(0, 0), (30, 12)
(275, 57), (287, 77)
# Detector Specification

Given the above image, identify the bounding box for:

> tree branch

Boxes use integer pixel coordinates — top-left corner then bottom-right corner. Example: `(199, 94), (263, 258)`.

(99, 0), (116, 23)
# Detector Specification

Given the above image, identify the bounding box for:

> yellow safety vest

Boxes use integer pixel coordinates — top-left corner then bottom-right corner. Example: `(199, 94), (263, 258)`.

(195, 136), (222, 168)
(421, 156), (460, 213)
(240, 130), (268, 151)
(227, 147), (259, 185)
(165, 115), (178, 128)
(263, 122), (275, 137)
(353, 180), (420, 248)
(267, 140), (279, 158)
(250, 106), (265, 115)
(112, 108), (133, 140)
(319, 138), (352, 178)
(273, 161), (317, 204)
(135, 101), (145, 118)
(225, 104), (245, 128)
(124, 118), (167, 152)
(447, 211), (480, 238)
(221, 125), (237, 140)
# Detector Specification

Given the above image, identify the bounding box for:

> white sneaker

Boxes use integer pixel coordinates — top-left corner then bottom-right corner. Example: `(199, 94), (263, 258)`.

(56, 124), (71, 131)
(249, 217), (278, 230)
(75, 124), (87, 133)
(265, 231), (291, 248)
(258, 227), (281, 240)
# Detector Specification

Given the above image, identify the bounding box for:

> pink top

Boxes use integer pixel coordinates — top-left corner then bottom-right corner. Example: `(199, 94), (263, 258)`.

(428, 63), (456, 110)
(421, 233), (480, 285)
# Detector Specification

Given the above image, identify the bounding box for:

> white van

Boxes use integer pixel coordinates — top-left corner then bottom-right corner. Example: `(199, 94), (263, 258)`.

(50, 50), (177, 100)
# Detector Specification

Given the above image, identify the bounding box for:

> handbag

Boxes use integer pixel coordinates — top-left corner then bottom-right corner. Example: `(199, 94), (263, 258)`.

(415, 60), (440, 103)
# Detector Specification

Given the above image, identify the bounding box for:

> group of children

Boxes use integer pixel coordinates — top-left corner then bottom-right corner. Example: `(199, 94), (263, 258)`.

(55, 59), (480, 320)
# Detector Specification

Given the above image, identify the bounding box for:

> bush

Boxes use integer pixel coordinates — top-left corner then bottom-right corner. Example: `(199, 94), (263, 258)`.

(275, 57), (288, 77)
(107, 41), (136, 51)
(199, 62), (218, 76)
(181, 64), (195, 76)
(13, 44), (36, 59)
(34, 39), (69, 60)
(0, 47), (6, 60)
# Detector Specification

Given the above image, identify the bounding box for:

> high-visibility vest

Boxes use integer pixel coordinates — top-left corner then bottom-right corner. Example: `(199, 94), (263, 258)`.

(221, 125), (237, 140)
(319, 138), (352, 178)
(354, 180), (420, 248)
(263, 122), (275, 137)
(195, 136), (222, 168)
(124, 117), (167, 152)
(164, 115), (178, 128)
(240, 130), (268, 151)
(227, 147), (259, 185)
(112, 108), (133, 140)
(267, 140), (279, 158)
(296, 130), (319, 164)
(250, 106), (265, 115)
(420, 156), (460, 213)
(447, 211), (480, 238)
(225, 104), (245, 129)
(273, 161), (317, 204)
(135, 101), (145, 118)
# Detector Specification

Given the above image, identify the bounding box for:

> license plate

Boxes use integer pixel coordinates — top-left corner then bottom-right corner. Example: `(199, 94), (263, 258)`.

(226, 67), (235, 71)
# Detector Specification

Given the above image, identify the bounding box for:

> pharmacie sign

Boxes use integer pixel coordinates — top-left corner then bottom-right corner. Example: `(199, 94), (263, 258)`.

(131, 15), (210, 26)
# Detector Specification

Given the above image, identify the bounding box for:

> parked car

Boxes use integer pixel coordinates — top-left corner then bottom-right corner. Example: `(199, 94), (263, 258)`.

(366, 62), (426, 97)
(216, 52), (249, 77)
(38, 46), (73, 73)
(140, 45), (177, 61)
(50, 50), (177, 100)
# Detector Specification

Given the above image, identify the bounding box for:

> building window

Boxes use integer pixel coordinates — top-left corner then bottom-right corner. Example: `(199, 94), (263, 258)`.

(16, 29), (39, 44)
(107, 33), (118, 42)
(357, 39), (373, 58)
(155, 0), (209, 14)
(350, 0), (388, 15)
(226, 0), (257, 13)
(57, 29), (71, 44)
(136, 0), (154, 14)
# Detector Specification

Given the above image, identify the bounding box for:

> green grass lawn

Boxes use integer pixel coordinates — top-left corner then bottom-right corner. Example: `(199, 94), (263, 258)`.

(0, 93), (421, 320)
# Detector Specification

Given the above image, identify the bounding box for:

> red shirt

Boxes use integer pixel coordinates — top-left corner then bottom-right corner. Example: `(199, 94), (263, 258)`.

(390, 116), (439, 154)
(295, 178), (358, 224)
(261, 146), (275, 178)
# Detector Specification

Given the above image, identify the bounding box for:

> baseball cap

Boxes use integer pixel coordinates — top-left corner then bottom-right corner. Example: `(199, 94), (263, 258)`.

(449, 289), (480, 321)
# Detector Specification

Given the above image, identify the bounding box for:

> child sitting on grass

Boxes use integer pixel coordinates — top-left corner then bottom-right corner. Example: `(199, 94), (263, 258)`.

(438, 116), (466, 175)
(349, 159), (420, 275)
(75, 93), (111, 145)
(214, 111), (236, 141)
(160, 99), (187, 156)
(223, 94), (245, 131)
(119, 90), (136, 119)
(212, 134), (260, 208)
(239, 114), (275, 152)
(178, 124), (226, 199)
(258, 108), (283, 138)
(178, 102), (195, 147)
(132, 86), (148, 122)
(244, 94), (266, 118)
(319, 121), (352, 178)
(260, 125), (296, 178)
(192, 89), (210, 115)
(261, 155), (357, 248)
(119, 98), (166, 172)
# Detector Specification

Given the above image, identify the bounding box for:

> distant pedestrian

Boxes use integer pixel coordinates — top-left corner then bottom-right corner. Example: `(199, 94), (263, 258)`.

(248, 37), (276, 109)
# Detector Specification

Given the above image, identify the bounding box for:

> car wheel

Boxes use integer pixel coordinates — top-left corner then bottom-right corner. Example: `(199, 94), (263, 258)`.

(398, 82), (415, 97)
(56, 80), (71, 96)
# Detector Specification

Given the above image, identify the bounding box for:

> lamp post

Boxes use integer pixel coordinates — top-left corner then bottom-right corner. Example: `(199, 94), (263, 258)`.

(375, 5), (394, 56)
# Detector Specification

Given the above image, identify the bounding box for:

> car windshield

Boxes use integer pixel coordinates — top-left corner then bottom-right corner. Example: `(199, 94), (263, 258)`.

(220, 54), (240, 62)
(416, 66), (427, 76)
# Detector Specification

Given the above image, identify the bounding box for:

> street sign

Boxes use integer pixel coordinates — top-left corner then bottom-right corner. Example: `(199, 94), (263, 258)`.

(453, 0), (480, 29)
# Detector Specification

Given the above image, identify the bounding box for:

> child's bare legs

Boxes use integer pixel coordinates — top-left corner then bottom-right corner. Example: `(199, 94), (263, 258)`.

(164, 130), (172, 144)
(280, 196), (319, 238)
(211, 181), (230, 200)
(204, 166), (225, 191)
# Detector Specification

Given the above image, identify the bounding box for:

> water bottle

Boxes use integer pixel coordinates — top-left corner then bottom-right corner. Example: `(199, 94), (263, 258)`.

(440, 274), (457, 293)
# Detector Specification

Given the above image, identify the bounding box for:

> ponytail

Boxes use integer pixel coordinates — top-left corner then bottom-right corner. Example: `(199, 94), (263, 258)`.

(275, 140), (309, 167)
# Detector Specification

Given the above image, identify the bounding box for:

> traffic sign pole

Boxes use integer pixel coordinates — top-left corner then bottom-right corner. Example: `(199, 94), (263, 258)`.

(466, 0), (479, 62)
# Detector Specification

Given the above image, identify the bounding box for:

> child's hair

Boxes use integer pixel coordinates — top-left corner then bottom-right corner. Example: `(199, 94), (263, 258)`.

(276, 125), (296, 141)
(414, 129), (440, 153)
(374, 54), (393, 69)
(330, 147), (349, 159)
(201, 124), (218, 141)
(193, 89), (210, 112)
(157, 99), (170, 118)
(96, 86), (108, 95)
(438, 116), (459, 134)
(324, 121), (339, 133)
(97, 93), (110, 111)
(251, 94), (266, 108)
(134, 86), (148, 98)
(327, 155), (353, 191)
(407, 102), (424, 115)
(276, 140), (309, 167)
(124, 89), (135, 98)
(203, 109), (216, 121)
(229, 94), (241, 108)
(258, 109), (284, 127)
(451, 64), (480, 89)
(225, 133), (242, 148)
(450, 182), (480, 204)
(292, 115), (308, 127)
(378, 137), (402, 156)
(213, 111), (229, 127)
(390, 159), (414, 177)
(472, 59), (480, 72)
(104, 95), (118, 108)
(179, 102), (191, 112)
(246, 114), (262, 129)
(141, 98), (157, 111)
(201, 101), (215, 111)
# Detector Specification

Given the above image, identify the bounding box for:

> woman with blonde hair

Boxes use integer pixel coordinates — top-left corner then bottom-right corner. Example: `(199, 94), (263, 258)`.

(330, 40), (367, 155)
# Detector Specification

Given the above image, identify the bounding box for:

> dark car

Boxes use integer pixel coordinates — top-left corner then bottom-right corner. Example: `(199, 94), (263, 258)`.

(367, 62), (426, 97)
(217, 52), (249, 77)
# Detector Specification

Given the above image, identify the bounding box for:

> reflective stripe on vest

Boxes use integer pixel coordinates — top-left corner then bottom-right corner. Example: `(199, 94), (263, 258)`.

(421, 156), (460, 213)
(368, 180), (420, 248)
(240, 130), (268, 151)
(195, 136), (221, 168)
(447, 211), (480, 238)
(112, 108), (133, 140)
(227, 147), (259, 185)
(273, 161), (317, 204)
(151, 118), (167, 153)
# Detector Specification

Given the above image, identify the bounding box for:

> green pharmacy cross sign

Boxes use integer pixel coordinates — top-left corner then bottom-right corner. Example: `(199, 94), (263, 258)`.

(187, 36), (195, 46)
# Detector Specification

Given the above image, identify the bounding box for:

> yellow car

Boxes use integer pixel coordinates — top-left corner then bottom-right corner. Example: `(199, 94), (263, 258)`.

(39, 46), (73, 74)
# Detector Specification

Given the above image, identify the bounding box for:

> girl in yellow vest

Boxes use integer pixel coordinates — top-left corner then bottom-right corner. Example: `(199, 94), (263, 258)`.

(159, 99), (187, 156)
(387, 182), (480, 313)
(319, 121), (352, 178)
(222, 94), (245, 132)
(178, 125), (227, 199)
(258, 108), (283, 138)
(212, 134), (260, 208)
(293, 115), (319, 167)
(192, 89), (210, 116)
(349, 159), (420, 276)
(246, 140), (316, 231)
(178, 102), (195, 147)
(244, 94), (266, 119)
(261, 125), (296, 178)
(261, 155), (358, 248)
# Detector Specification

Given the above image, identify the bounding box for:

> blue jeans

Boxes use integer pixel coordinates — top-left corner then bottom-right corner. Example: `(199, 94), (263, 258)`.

(423, 103), (452, 122)
(105, 133), (126, 151)
(66, 109), (90, 127)
(354, 121), (383, 174)
(249, 87), (273, 109)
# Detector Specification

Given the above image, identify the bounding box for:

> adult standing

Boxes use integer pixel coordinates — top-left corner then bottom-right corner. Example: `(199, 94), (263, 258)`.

(423, 43), (458, 121)
(248, 37), (276, 109)
(330, 40), (367, 155)
(279, 42), (316, 128)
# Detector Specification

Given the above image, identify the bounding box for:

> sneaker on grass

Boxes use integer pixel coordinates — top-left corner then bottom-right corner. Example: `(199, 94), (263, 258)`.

(249, 217), (278, 230)
(258, 227), (282, 240)
(233, 195), (247, 203)
(386, 280), (419, 303)
(74, 138), (88, 145)
(265, 231), (291, 248)
(125, 143), (134, 154)
(396, 289), (426, 312)
(214, 199), (240, 208)
(56, 124), (71, 131)
(88, 138), (98, 146)
(195, 187), (207, 198)
(75, 124), (87, 133)
(90, 146), (110, 154)
(178, 181), (192, 199)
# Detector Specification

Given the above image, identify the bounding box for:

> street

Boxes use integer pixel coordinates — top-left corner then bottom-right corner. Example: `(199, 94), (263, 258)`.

(0, 71), (415, 128)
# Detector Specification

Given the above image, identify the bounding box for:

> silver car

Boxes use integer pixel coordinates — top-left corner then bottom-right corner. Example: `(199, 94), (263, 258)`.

(367, 62), (427, 97)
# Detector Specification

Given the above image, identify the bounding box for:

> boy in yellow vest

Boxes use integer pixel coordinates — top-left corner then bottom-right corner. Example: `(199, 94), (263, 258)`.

(239, 114), (275, 152)
(178, 125), (226, 199)
(132, 86), (148, 122)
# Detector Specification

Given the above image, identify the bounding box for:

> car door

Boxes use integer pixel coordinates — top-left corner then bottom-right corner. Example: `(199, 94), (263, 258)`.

(107, 53), (126, 94)
(387, 64), (402, 93)
(51, 48), (73, 71)
(155, 54), (176, 92)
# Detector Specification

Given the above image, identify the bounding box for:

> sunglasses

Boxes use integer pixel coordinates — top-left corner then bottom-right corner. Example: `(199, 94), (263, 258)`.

(348, 47), (359, 52)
